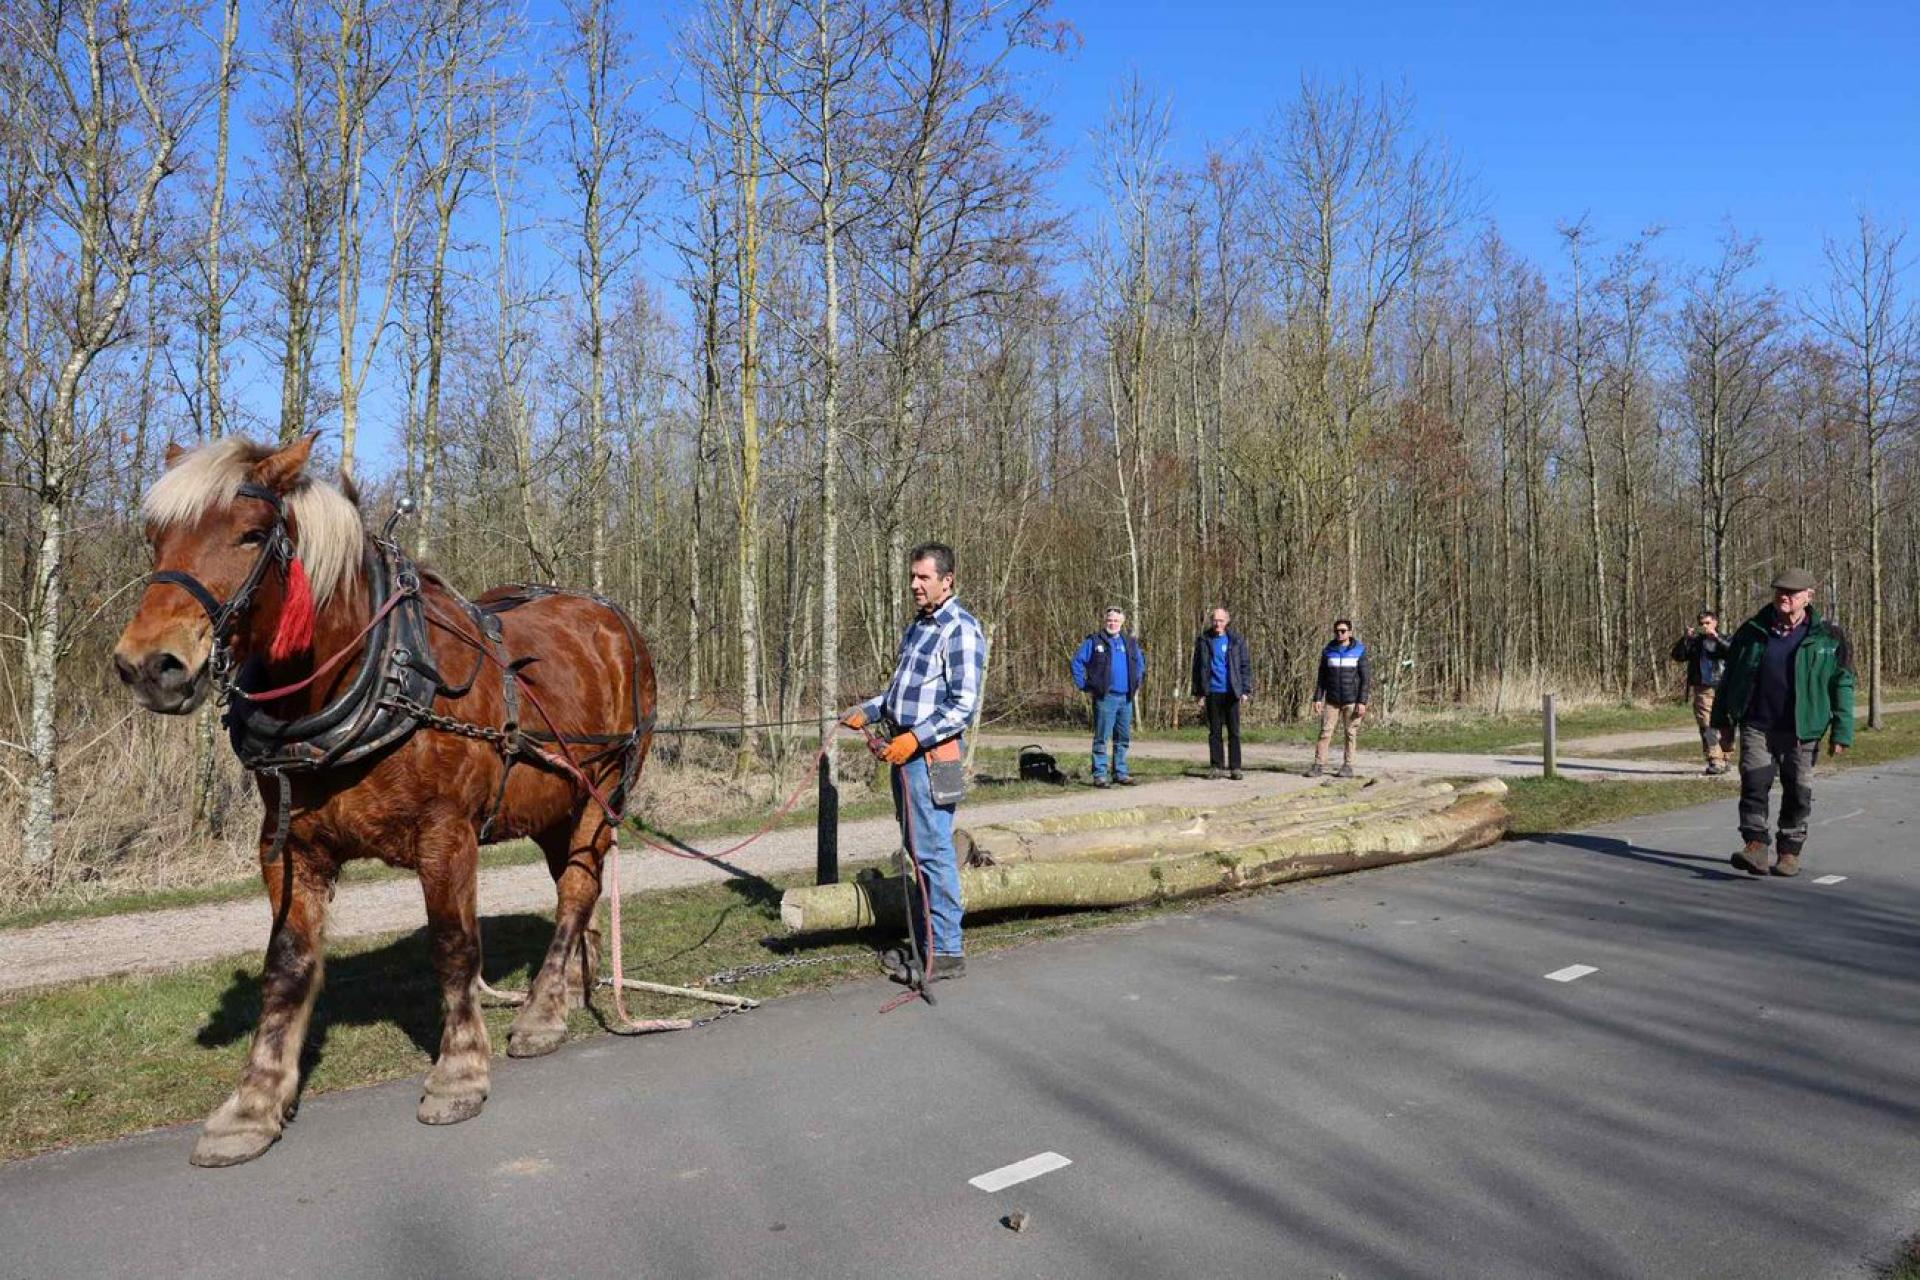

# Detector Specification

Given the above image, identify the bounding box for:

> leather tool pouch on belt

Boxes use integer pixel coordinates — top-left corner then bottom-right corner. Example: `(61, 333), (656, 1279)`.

(926, 736), (967, 806)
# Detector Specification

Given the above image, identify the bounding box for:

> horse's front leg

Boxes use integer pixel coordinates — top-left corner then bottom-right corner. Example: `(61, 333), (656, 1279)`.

(415, 817), (491, 1125)
(192, 846), (333, 1168)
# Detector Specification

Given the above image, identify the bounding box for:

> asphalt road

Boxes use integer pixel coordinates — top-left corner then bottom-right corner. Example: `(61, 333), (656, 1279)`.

(4, 760), (1918, 1279)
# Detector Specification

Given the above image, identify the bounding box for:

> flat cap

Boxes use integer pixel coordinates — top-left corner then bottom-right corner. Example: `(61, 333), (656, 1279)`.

(1770, 567), (1816, 592)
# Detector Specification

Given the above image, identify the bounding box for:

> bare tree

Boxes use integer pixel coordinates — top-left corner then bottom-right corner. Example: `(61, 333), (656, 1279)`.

(405, 0), (518, 560)
(1092, 70), (1170, 634)
(560, 0), (650, 593)
(1679, 229), (1787, 617)
(1811, 212), (1917, 729)
(1268, 78), (1465, 610)
(768, 0), (887, 767)
(6, 0), (204, 871)
(861, 0), (1065, 656)
(196, 0), (239, 439)
(1598, 227), (1664, 690)
(1557, 216), (1613, 686)
(683, 0), (781, 767)
(326, 0), (418, 474)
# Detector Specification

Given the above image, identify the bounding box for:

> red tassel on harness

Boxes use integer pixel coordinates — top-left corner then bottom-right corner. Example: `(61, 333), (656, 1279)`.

(269, 556), (317, 663)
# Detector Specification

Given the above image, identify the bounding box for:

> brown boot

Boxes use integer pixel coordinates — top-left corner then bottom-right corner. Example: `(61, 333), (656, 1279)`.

(1730, 841), (1772, 876)
(1771, 846), (1802, 877)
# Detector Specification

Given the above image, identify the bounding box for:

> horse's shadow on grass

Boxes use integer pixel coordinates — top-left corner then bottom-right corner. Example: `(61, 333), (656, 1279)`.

(195, 913), (562, 1085)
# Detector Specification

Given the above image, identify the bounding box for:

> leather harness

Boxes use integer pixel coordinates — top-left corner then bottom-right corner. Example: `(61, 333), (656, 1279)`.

(146, 486), (653, 867)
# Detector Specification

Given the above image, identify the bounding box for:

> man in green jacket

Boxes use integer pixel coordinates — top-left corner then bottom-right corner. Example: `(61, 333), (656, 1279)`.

(1709, 567), (1853, 877)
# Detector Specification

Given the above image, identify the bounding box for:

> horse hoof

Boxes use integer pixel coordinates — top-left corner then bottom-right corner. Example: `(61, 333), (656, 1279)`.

(417, 1090), (487, 1126)
(189, 1125), (280, 1168)
(507, 1026), (565, 1058)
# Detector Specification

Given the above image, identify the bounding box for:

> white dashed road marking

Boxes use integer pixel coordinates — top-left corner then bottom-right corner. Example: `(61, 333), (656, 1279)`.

(1544, 965), (1598, 983)
(1812, 875), (1847, 885)
(970, 1152), (1072, 1193)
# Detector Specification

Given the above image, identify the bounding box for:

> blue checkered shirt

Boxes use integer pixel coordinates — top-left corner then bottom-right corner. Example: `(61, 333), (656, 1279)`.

(858, 595), (987, 747)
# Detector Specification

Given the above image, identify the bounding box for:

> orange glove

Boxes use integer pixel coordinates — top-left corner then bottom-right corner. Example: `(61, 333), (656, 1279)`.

(880, 731), (920, 765)
(841, 709), (868, 730)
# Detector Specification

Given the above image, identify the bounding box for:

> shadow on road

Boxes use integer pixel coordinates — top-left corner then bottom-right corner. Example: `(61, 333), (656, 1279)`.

(1533, 831), (1748, 880)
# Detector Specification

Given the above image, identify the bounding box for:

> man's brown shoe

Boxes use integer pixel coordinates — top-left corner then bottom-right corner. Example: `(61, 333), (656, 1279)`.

(1730, 841), (1772, 876)
(1771, 852), (1801, 877)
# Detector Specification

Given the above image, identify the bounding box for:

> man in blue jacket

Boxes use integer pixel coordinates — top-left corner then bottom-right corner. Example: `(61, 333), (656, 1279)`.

(1071, 605), (1145, 787)
(1189, 606), (1253, 780)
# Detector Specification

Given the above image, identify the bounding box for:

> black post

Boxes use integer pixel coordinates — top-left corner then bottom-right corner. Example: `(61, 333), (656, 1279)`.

(816, 751), (839, 885)
(1543, 692), (1558, 780)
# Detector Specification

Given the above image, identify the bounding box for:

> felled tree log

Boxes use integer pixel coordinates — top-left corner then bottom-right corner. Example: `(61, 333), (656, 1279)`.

(960, 779), (1465, 866)
(780, 781), (1509, 935)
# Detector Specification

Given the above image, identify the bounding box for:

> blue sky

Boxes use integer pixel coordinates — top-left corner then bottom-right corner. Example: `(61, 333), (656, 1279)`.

(214, 1), (1920, 465)
(1036, 0), (1919, 295)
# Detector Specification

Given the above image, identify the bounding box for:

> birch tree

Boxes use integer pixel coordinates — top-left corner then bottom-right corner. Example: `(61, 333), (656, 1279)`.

(561, 0), (649, 593)
(1812, 213), (1917, 730)
(8, 0), (203, 872)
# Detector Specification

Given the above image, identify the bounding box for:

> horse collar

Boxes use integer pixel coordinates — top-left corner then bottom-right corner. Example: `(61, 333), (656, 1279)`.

(224, 539), (439, 775)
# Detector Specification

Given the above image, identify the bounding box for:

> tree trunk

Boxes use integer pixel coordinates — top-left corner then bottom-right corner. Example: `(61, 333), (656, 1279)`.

(781, 789), (1509, 932)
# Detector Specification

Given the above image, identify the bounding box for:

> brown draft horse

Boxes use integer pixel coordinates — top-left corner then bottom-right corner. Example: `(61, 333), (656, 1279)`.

(112, 434), (655, 1167)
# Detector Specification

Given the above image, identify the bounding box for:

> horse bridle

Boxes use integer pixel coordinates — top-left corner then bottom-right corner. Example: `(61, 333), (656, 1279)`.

(146, 482), (294, 689)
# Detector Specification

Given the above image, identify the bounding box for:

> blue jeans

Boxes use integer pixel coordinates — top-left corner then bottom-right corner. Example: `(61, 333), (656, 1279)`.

(890, 754), (964, 956)
(1091, 693), (1133, 780)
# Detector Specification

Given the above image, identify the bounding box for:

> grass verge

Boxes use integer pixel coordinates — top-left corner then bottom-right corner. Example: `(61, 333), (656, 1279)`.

(1599, 710), (1920, 769)
(7, 752), (1890, 1164)
(1502, 776), (1728, 838)
(1880, 1235), (1920, 1280)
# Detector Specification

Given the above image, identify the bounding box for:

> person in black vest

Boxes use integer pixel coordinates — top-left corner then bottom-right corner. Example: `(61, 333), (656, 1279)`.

(1189, 605), (1253, 779)
(1070, 605), (1145, 787)
(1308, 618), (1370, 777)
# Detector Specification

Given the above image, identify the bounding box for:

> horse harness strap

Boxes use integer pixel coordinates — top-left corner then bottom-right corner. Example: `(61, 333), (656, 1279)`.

(156, 497), (651, 865)
(148, 482), (293, 685)
(464, 584), (654, 840)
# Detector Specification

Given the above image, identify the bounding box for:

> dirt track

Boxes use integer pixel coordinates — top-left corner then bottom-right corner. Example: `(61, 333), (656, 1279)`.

(0, 765), (1325, 994)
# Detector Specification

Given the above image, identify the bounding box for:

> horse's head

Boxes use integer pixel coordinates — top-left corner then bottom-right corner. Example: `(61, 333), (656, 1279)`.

(113, 433), (361, 714)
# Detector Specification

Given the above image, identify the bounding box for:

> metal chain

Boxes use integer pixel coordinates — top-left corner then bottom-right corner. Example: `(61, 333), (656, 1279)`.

(701, 952), (856, 987)
(381, 692), (514, 746)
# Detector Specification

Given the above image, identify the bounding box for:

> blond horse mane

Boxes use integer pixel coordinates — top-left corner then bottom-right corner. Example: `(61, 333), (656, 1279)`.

(142, 438), (364, 607)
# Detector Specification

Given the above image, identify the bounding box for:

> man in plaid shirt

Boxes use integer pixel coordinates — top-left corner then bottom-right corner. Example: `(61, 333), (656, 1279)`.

(841, 542), (987, 982)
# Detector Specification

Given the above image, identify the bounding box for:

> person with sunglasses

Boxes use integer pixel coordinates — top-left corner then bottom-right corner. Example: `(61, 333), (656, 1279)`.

(1308, 619), (1370, 778)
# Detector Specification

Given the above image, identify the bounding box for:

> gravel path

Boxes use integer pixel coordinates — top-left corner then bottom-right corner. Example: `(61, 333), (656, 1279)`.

(1550, 699), (1919, 756)
(0, 766), (1323, 995)
(972, 731), (1714, 780)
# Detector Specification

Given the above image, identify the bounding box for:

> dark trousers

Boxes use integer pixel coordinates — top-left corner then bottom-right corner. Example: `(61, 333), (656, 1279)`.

(1738, 724), (1818, 850)
(1205, 693), (1243, 770)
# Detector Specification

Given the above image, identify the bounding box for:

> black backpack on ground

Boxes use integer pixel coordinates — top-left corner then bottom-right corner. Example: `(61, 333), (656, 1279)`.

(1017, 744), (1068, 785)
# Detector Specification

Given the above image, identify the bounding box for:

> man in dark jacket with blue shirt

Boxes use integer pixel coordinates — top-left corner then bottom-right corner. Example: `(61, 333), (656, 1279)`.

(1071, 606), (1145, 787)
(1190, 606), (1253, 780)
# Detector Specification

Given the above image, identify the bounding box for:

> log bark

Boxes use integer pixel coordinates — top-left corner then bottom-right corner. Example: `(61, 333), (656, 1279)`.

(961, 779), (1467, 866)
(781, 786), (1510, 934)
